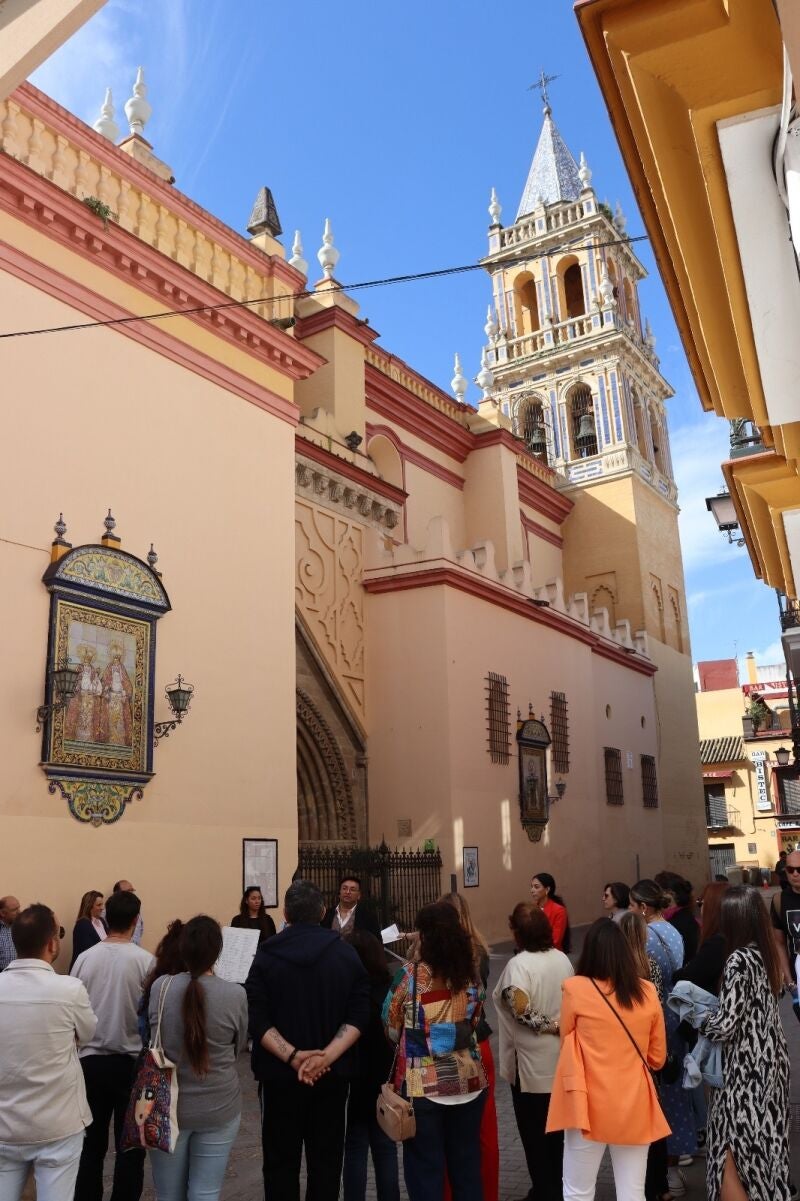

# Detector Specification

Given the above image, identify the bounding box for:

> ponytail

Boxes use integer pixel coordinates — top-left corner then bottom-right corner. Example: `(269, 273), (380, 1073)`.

(178, 915), (223, 1078)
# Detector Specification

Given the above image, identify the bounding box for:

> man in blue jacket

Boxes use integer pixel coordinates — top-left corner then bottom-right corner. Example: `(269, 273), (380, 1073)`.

(246, 878), (370, 1201)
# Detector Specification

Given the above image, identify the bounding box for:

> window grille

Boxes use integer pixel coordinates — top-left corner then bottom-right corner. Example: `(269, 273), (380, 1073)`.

(485, 672), (510, 764)
(550, 691), (569, 773)
(520, 401), (548, 464)
(570, 384), (598, 458)
(641, 755), (658, 808)
(604, 747), (624, 805)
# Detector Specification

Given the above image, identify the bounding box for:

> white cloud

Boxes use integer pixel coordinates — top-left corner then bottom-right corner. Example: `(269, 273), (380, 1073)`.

(670, 413), (744, 573)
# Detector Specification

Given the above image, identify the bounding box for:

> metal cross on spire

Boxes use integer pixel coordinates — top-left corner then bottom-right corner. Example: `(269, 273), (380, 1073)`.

(529, 70), (559, 113)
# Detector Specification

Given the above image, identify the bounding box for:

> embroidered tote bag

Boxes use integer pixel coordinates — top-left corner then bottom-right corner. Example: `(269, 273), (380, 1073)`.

(121, 976), (180, 1153)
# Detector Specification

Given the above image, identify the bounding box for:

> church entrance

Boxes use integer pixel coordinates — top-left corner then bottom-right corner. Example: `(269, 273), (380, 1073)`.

(295, 620), (367, 844)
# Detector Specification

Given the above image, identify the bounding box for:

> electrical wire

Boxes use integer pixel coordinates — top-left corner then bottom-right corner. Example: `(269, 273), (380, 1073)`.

(0, 234), (648, 341)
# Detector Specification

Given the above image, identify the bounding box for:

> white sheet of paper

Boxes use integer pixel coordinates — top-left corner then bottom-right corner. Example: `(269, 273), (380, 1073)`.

(381, 923), (401, 944)
(215, 926), (260, 983)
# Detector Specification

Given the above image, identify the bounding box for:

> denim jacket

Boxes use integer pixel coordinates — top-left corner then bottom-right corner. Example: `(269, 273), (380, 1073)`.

(666, 979), (722, 1088)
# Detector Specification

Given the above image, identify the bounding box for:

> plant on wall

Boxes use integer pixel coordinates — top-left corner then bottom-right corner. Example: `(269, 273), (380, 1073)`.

(82, 196), (117, 229)
(746, 695), (769, 733)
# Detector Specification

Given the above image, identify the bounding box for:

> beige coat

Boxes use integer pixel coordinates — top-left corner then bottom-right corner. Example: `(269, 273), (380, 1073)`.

(492, 947), (574, 1093)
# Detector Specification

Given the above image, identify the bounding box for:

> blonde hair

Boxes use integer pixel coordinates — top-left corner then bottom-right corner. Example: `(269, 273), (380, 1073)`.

(618, 911), (651, 980)
(440, 891), (489, 955)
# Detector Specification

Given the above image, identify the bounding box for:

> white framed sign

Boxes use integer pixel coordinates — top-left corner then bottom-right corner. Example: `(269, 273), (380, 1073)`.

(243, 838), (278, 908)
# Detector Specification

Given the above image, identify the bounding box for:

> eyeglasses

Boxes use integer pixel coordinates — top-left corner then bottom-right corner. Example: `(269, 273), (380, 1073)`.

(58, 926), (65, 939)
(786, 866), (800, 875)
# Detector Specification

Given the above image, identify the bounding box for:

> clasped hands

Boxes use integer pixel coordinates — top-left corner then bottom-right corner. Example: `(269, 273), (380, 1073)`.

(292, 1048), (331, 1085)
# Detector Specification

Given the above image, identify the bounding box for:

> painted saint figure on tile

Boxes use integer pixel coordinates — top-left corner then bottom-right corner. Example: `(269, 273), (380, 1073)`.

(100, 641), (133, 747)
(64, 644), (103, 743)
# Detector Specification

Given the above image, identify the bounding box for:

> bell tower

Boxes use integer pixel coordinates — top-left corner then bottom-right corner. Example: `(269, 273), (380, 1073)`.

(479, 88), (704, 868)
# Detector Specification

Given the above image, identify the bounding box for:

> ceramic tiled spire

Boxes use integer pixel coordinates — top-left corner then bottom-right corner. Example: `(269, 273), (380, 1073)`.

(516, 103), (582, 220)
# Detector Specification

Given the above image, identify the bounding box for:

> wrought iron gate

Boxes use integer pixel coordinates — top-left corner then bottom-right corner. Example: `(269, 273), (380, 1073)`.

(296, 842), (443, 932)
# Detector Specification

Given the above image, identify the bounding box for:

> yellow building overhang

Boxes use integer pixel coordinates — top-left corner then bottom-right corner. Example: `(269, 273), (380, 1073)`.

(722, 452), (798, 597)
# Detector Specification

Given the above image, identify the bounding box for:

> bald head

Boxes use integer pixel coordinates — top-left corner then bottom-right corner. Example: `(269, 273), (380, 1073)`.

(0, 897), (20, 926)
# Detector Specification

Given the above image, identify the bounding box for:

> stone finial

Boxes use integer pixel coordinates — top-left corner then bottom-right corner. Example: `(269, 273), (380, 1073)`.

(488, 187), (502, 227)
(50, 512), (71, 563)
(289, 230), (308, 277)
(578, 151), (592, 188)
(645, 318), (656, 352)
(598, 261), (616, 308)
(93, 88), (119, 142)
(147, 543), (158, 569)
(614, 201), (626, 233)
(484, 304), (499, 341)
(124, 67), (152, 138)
(101, 508), (121, 547)
(476, 347), (494, 398)
(54, 513), (67, 539)
(451, 353), (468, 402)
(317, 218), (340, 279)
(247, 187), (282, 238)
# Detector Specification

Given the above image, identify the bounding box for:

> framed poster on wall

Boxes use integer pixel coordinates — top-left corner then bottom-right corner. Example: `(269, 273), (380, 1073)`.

(243, 838), (278, 908)
(463, 846), (479, 888)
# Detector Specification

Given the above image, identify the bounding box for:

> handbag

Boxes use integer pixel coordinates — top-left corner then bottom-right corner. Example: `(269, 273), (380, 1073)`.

(589, 978), (666, 1093)
(376, 966), (417, 1142)
(120, 976), (180, 1153)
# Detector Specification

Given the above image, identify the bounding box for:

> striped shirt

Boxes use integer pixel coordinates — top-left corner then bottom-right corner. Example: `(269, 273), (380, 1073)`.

(0, 922), (15, 972)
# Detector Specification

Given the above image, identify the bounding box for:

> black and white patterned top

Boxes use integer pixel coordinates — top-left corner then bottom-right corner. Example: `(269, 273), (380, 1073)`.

(702, 945), (790, 1201)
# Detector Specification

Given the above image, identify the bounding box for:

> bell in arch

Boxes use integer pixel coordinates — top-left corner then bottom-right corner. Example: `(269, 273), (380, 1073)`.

(527, 423), (547, 455)
(576, 412), (595, 443)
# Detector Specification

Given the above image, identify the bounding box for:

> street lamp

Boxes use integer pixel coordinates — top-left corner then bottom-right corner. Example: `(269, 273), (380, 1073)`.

(705, 490), (745, 546)
(775, 746), (792, 767)
(153, 675), (194, 744)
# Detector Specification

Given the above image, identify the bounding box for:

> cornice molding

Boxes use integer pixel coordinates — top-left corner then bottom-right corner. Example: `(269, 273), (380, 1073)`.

(366, 422), (465, 491)
(365, 361), (474, 462)
(520, 511), (563, 550)
(363, 565), (656, 677)
(0, 151), (324, 383)
(516, 465), (574, 524)
(296, 434), (407, 507)
(295, 304), (379, 348)
(0, 238), (299, 426)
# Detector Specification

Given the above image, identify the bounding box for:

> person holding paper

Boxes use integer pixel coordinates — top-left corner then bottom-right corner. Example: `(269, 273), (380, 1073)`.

(231, 886), (276, 944)
(321, 876), (381, 941)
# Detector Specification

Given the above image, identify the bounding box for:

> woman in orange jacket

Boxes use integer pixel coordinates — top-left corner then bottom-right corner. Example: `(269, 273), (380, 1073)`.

(547, 919), (669, 1201)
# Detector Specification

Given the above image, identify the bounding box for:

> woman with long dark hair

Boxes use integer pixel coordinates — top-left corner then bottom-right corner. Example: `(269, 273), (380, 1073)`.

(547, 919), (668, 1201)
(493, 903), (573, 1201)
(70, 890), (106, 967)
(701, 886), (790, 1201)
(342, 931), (399, 1201)
(231, 886), (276, 943)
(383, 901), (487, 1201)
(530, 872), (571, 952)
(147, 915), (248, 1200)
(673, 881), (728, 996)
(138, 919), (186, 1044)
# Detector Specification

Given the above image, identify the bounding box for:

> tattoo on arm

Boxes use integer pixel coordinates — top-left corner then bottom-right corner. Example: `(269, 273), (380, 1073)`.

(334, 1024), (347, 1040)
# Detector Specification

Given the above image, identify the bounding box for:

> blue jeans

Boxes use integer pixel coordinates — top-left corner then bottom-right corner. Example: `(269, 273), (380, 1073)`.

(148, 1114), (240, 1201)
(343, 1108), (400, 1201)
(402, 1094), (486, 1201)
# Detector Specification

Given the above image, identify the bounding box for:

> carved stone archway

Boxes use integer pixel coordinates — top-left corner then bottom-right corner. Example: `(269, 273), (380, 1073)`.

(296, 621), (367, 844)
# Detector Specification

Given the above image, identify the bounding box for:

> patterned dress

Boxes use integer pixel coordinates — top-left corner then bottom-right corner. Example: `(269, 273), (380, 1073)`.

(702, 945), (790, 1201)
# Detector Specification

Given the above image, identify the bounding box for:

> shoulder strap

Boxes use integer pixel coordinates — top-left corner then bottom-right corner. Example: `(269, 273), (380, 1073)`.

(589, 979), (649, 1071)
(151, 975), (174, 1054)
(651, 924), (678, 974)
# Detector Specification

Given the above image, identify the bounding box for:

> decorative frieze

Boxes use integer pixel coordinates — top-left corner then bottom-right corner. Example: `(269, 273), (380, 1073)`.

(294, 455), (401, 532)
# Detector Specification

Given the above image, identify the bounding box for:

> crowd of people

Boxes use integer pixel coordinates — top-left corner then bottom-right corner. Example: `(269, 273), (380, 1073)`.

(0, 861), (796, 1201)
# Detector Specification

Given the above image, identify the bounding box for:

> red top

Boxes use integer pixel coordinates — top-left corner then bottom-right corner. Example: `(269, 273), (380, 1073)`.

(542, 898), (568, 950)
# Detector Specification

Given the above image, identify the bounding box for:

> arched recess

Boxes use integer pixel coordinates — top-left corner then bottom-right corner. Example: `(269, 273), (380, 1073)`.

(517, 395), (548, 464)
(622, 277), (635, 325)
(591, 585), (616, 627)
(631, 390), (649, 458)
(669, 596), (684, 654)
(651, 583), (666, 644)
(368, 431), (404, 490)
(513, 272), (540, 335)
(606, 258), (620, 302)
(568, 383), (598, 458)
(649, 408), (665, 474)
(296, 619), (366, 845)
(556, 255), (586, 319)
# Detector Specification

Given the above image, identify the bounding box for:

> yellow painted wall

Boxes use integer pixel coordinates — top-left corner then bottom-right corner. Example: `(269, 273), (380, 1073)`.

(0, 264), (297, 960)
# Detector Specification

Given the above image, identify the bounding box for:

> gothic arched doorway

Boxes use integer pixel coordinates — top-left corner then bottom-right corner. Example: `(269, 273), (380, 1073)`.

(296, 621), (366, 845)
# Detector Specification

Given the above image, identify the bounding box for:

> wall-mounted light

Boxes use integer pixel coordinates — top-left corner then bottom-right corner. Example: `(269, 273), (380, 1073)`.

(154, 675), (194, 744)
(704, 489), (745, 547)
(775, 746), (792, 767)
(36, 660), (81, 731)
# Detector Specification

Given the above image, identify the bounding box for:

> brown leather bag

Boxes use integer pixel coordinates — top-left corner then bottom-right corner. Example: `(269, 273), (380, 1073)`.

(376, 965), (417, 1141)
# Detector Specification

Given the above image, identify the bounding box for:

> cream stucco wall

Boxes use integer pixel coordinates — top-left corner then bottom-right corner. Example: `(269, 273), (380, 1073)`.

(0, 265), (298, 957)
(365, 582), (666, 943)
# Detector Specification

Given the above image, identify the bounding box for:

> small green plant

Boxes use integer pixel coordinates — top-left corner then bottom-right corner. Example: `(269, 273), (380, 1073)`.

(598, 201), (613, 222)
(746, 695), (769, 733)
(82, 195), (117, 230)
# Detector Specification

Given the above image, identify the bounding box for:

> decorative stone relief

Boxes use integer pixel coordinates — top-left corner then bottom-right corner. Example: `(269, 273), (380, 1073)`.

(295, 499), (366, 719)
(295, 454), (400, 532)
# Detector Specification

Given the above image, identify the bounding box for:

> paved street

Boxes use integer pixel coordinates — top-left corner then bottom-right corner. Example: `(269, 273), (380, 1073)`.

(98, 931), (800, 1201)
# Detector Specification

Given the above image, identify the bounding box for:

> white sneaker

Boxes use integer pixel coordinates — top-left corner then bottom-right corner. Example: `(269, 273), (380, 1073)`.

(667, 1166), (687, 1196)
(678, 1154), (693, 1166)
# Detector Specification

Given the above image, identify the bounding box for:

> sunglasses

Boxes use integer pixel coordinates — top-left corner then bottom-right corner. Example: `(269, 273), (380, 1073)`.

(786, 866), (800, 875)
(57, 926), (65, 939)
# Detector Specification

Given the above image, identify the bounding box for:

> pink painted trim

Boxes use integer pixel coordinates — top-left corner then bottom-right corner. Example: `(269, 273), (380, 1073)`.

(366, 364), (474, 462)
(0, 152), (324, 382)
(15, 83), (306, 294)
(516, 466), (573, 524)
(475, 426), (559, 480)
(366, 422), (465, 491)
(0, 239), (299, 426)
(363, 567), (656, 676)
(296, 435), (408, 505)
(520, 511), (563, 550)
(295, 305), (379, 348)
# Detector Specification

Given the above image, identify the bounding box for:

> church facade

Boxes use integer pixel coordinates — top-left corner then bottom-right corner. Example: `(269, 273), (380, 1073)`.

(0, 75), (706, 945)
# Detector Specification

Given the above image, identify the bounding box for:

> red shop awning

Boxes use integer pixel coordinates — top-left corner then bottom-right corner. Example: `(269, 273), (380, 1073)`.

(703, 770), (734, 779)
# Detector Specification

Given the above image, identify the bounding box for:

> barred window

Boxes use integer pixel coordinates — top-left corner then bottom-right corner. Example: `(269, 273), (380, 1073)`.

(485, 672), (510, 764)
(550, 691), (570, 773)
(641, 755), (658, 808)
(604, 747), (624, 805)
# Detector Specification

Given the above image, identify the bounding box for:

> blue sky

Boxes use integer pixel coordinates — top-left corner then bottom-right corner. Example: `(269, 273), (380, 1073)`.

(30, 0), (782, 669)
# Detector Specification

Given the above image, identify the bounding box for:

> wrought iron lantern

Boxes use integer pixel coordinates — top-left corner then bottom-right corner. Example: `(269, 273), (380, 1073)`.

(36, 659), (81, 731)
(154, 675), (194, 744)
(704, 489), (744, 546)
(775, 746), (792, 767)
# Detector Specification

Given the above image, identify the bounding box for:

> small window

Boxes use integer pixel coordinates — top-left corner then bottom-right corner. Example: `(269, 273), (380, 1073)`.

(641, 755), (658, 808)
(486, 672), (510, 764)
(604, 747), (624, 805)
(550, 691), (569, 773)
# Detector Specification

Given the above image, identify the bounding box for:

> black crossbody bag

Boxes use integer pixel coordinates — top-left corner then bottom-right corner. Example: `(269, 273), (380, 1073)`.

(589, 978), (669, 1092)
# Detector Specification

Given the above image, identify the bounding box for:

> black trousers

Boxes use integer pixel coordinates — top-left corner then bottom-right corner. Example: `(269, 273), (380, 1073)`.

(510, 1084), (564, 1201)
(74, 1053), (145, 1201)
(259, 1074), (349, 1201)
(645, 1135), (669, 1201)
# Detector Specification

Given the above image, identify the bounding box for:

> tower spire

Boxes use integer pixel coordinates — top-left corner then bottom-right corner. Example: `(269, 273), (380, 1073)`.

(516, 79), (582, 220)
(528, 69), (559, 116)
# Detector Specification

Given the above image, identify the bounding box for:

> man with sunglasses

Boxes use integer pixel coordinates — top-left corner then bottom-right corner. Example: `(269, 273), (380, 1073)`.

(0, 904), (96, 1200)
(771, 849), (800, 990)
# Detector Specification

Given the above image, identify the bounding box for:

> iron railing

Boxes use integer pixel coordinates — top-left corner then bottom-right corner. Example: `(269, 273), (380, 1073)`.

(705, 800), (741, 829)
(781, 597), (800, 632)
(296, 842), (443, 933)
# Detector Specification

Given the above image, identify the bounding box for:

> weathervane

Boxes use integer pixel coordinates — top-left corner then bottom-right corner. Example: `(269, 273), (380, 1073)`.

(529, 70), (559, 113)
